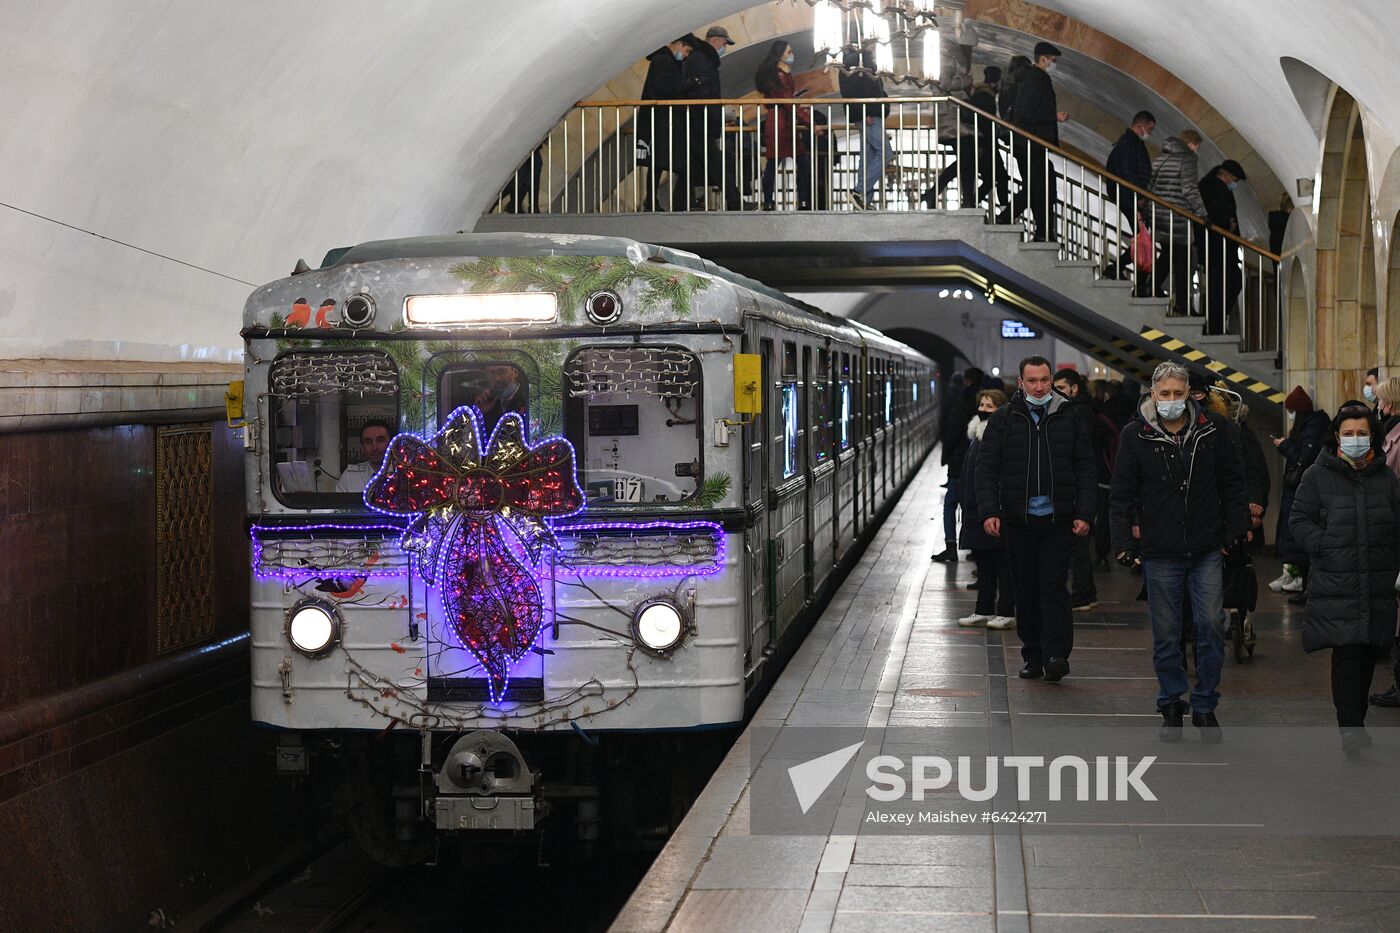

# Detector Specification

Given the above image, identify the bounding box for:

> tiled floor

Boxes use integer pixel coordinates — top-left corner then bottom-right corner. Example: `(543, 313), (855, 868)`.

(610, 455), (1400, 933)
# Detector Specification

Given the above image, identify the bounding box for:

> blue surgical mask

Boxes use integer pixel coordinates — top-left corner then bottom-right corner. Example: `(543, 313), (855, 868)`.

(784, 54), (795, 64)
(1228, 181), (1240, 191)
(1364, 384), (1376, 402)
(1156, 399), (1187, 421)
(1340, 435), (1372, 459)
(1025, 389), (1052, 407)
(674, 51), (685, 61)
(716, 45), (726, 57)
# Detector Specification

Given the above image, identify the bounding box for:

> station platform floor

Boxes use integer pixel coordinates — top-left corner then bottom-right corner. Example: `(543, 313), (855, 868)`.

(610, 455), (1400, 933)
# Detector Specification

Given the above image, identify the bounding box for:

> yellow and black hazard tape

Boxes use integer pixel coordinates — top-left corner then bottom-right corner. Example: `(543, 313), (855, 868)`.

(1085, 344), (1154, 382)
(1136, 327), (1287, 404)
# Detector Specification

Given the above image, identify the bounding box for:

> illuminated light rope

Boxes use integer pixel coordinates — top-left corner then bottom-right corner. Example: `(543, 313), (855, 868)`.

(363, 405), (585, 701)
(555, 520), (726, 578)
(250, 522), (410, 580)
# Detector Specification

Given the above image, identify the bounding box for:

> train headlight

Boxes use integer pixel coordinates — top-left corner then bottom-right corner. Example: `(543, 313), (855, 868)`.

(285, 600), (340, 657)
(585, 290), (623, 325)
(404, 293), (557, 326)
(342, 293), (376, 327)
(632, 598), (687, 654)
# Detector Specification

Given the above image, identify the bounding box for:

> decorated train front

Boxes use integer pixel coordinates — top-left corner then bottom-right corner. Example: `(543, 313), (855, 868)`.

(241, 237), (752, 844)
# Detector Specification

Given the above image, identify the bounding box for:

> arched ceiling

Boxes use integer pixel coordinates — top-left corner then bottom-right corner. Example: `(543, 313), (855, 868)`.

(3, 0), (1399, 363)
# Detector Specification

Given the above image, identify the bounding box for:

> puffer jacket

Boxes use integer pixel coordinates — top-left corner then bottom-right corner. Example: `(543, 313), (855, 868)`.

(1149, 137), (1207, 239)
(1288, 451), (1400, 652)
(1109, 396), (1250, 559)
(975, 390), (1098, 525)
(959, 416), (1000, 551)
(1275, 408), (1331, 563)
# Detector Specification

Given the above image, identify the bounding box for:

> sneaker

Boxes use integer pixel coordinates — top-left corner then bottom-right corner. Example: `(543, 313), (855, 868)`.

(1018, 661), (1043, 679)
(1267, 571), (1291, 592)
(849, 192), (866, 211)
(1192, 710), (1223, 743)
(1072, 600), (1098, 612)
(1158, 700), (1187, 743)
(1341, 729), (1365, 759)
(931, 548), (959, 563)
(987, 615), (1016, 630)
(957, 613), (991, 627)
(1043, 657), (1070, 683)
(1280, 574), (1304, 593)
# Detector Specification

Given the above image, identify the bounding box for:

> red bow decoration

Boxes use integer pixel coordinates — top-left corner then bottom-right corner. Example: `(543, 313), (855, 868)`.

(364, 406), (583, 700)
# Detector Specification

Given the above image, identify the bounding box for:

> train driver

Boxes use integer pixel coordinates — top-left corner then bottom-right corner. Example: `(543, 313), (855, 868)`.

(336, 419), (392, 493)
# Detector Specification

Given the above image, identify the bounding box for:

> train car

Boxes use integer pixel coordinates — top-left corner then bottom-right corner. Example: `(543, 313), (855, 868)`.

(236, 233), (938, 861)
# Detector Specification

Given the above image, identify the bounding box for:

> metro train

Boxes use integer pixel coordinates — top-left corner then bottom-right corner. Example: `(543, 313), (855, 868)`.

(236, 232), (938, 861)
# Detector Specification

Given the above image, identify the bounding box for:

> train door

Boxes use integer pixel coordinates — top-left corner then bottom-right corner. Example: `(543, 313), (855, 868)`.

(801, 345), (815, 601)
(742, 336), (773, 674)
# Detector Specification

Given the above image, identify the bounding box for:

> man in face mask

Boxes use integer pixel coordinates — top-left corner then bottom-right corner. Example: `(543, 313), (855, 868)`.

(975, 356), (1098, 683)
(1198, 159), (1249, 335)
(1109, 362), (1250, 743)
(1102, 110), (1156, 285)
(1364, 367), (1380, 407)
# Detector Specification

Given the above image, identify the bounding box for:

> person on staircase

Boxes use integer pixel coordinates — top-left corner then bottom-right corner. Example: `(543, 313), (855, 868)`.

(839, 41), (890, 211)
(1110, 362), (1249, 743)
(755, 41), (811, 211)
(922, 67), (1003, 210)
(1008, 42), (1068, 242)
(637, 39), (694, 211)
(1198, 159), (1249, 335)
(1270, 386), (1331, 603)
(683, 26), (739, 211)
(975, 356), (1098, 683)
(1289, 401), (1400, 757)
(1148, 129), (1208, 315)
(1102, 111), (1157, 290)
(934, 367), (983, 563)
(957, 389), (1016, 629)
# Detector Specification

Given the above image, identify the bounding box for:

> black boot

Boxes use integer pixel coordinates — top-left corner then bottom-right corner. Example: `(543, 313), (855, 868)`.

(1369, 686), (1400, 708)
(1192, 710), (1223, 744)
(931, 545), (959, 563)
(1158, 700), (1187, 742)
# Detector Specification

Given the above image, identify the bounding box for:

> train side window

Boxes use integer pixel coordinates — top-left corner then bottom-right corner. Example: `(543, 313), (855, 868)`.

(563, 346), (701, 506)
(437, 362), (530, 438)
(778, 341), (800, 480)
(884, 363), (893, 426)
(813, 348), (831, 464)
(838, 352), (853, 450)
(267, 350), (399, 507)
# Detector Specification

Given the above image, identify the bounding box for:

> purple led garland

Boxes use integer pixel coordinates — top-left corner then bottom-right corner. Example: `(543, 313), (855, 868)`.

(250, 522), (412, 580)
(553, 520), (727, 578)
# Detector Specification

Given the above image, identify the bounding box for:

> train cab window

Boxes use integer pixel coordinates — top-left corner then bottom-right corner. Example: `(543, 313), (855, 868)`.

(563, 346), (701, 506)
(778, 342), (800, 480)
(438, 362), (530, 438)
(267, 350), (399, 507)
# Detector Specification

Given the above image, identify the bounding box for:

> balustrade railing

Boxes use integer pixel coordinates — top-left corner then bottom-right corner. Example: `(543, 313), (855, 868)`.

(496, 96), (1281, 356)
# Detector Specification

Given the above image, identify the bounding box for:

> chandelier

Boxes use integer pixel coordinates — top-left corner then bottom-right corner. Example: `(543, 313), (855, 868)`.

(798, 0), (942, 88)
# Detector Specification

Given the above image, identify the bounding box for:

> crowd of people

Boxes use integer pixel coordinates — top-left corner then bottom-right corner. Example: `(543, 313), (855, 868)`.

(940, 358), (1400, 756)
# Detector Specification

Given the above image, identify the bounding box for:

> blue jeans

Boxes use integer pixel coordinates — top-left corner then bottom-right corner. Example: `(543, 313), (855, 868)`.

(859, 118), (890, 200)
(942, 476), (959, 545)
(1142, 552), (1225, 712)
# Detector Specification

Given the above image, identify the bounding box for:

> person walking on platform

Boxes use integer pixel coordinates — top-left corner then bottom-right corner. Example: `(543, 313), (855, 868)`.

(1271, 386), (1330, 602)
(1054, 367), (1106, 610)
(957, 389), (1015, 629)
(975, 356), (1097, 682)
(1110, 363), (1249, 743)
(1289, 402), (1400, 757)
(934, 367), (982, 563)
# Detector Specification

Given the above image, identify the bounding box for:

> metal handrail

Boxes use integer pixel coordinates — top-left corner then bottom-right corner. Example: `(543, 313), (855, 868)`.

(496, 96), (1280, 356)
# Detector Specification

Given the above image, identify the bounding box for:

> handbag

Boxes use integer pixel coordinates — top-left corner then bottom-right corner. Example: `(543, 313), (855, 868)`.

(1131, 217), (1154, 272)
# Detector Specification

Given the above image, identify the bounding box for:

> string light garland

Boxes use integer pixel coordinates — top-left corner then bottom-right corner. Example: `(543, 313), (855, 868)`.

(565, 347), (699, 398)
(363, 405), (585, 701)
(269, 351), (398, 398)
(251, 523), (411, 579)
(555, 520), (726, 577)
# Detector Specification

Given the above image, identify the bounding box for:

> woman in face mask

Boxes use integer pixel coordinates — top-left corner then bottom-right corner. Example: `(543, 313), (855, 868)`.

(1374, 377), (1400, 477)
(754, 41), (811, 211)
(1288, 402), (1400, 756)
(956, 389), (1015, 628)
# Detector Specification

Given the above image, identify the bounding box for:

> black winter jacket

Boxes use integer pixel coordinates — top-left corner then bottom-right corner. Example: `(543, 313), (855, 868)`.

(1239, 421), (1271, 508)
(1012, 65), (1058, 145)
(975, 391), (1097, 525)
(1109, 397), (1250, 559)
(941, 384), (977, 472)
(1149, 137), (1207, 238)
(683, 42), (724, 143)
(639, 50), (690, 163)
(1105, 128), (1152, 209)
(1289, 452), (1400, 652)
(959, 417), (1000, 551)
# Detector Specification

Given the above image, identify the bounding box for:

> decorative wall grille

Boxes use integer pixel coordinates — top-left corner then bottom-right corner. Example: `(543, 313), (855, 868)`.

(156, 424), (215, 654)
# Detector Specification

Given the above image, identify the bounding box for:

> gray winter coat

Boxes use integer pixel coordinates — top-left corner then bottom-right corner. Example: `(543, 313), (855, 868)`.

(1288, 451), (1400, 652)
(1149, 137), (1207, 240)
